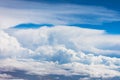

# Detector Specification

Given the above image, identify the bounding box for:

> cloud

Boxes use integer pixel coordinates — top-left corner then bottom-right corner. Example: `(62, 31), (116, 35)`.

(0, 73), (13, 80)
(1, 0), (120, 79)
(0, 0), (120, 29)
(9, 26), (120, 57)
(0, 58), (120, 78)
(0, 30), (33, 58)
(0, 26), (120, 78)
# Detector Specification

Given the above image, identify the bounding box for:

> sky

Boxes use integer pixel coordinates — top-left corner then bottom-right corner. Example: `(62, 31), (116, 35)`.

(0, 0), (120, 80)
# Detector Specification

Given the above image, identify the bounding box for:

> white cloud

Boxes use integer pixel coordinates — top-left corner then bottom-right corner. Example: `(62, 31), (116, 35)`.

(0, 0), (120, 79)
(0, 58), (120, 78)
(0, 73), (13, 80)
(9, 26), (120, 57)
(0, 0), (120, 29)
(0, 73), (24, 80)
(0, 26), (120, 78)
(0, 30), (33, 58)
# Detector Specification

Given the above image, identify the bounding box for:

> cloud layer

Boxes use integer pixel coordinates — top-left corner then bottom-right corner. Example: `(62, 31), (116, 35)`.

(0, 26), (120, 79)
(0, 0), (120, 29)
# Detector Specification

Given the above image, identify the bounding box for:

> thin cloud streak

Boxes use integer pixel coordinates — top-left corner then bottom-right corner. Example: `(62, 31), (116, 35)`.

(0, 0), (120, 29)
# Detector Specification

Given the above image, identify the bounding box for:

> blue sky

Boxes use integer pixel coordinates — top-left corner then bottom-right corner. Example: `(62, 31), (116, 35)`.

(0, 0), (120, 80)
(25, 0), (120, 10)
(7, 0), (120, 34)
(14, 21), (120, 34)
(1, 0), (120, 32)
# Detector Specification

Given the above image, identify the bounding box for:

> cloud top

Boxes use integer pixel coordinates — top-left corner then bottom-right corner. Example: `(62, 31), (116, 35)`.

(0, 26), (120, 79)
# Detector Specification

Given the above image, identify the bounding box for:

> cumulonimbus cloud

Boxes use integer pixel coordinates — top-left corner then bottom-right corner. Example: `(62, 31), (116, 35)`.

(9, 26), (120, 57)
(0, 26), (120, 78)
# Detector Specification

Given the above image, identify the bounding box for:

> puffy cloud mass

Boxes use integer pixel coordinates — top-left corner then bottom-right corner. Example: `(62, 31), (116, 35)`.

(9, 26), (120, 57)
(0, 26), (120, 79)
(0, 30), (33, 58)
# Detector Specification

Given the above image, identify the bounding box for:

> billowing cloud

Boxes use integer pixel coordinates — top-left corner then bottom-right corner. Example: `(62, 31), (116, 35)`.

(0, 30), (33, 58)
(0, 26), (120, 79)
(0, 57), (120, 78)
(9, 26), (120, 57)
(0, 0), (120, 29)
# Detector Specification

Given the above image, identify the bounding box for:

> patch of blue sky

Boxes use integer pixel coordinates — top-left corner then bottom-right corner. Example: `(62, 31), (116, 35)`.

(69, 21), (120, 34)
(13, 21), (120, 34)
(24, 0), (120, 11)
(14, 23), (53, 29)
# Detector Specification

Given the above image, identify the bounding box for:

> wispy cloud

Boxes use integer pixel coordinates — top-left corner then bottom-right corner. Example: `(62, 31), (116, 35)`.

(0, 0), (120, 29)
